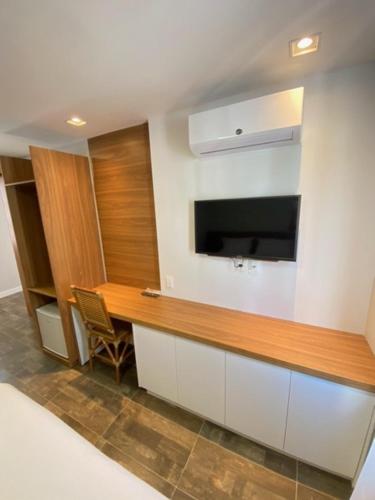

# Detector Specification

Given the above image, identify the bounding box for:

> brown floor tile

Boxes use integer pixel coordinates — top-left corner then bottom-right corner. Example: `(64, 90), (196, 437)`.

(104, 398), (197, 485)
(172, 489), (196, 499)
(51, 388), (119, 435)
(133, 389), (204, 434)
(24, 368), (80, 399)
(21, 386), (49, 406)
(297, 484), (338, 499)
(44, 400), (65, 417)
(201, 421), (297, 480)
(59, 413), (100, 445)
(178, 438), (296, 500)
(297, 463), (352, 500)
(100, 440), (175, 498)
(67, 374), (127, 415)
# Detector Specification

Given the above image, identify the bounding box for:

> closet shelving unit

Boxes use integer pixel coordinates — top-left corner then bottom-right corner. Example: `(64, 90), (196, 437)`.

(0, 150), (105, 366)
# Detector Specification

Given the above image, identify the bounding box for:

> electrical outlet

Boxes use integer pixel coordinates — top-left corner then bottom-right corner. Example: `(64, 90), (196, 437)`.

(166, 275), (174, 288)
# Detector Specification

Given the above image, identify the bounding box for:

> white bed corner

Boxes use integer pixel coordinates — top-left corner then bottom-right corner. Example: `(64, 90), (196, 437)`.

(0, 383), (166, 500)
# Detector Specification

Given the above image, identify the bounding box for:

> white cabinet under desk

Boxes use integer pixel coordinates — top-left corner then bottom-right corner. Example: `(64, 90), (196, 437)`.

(133, 325), (226, 424)
(284, 372), (375, 478)
(133, 324), (178, 403)
(225, 353), (291, 450)
(176, 337), (225, 424)
(133, 323), (375, 480)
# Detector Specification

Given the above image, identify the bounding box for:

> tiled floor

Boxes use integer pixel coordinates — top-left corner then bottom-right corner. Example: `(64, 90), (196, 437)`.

(0, 293), (353, 500)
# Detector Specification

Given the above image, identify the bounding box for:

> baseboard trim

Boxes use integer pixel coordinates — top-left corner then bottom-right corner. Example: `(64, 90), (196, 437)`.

(0, 285), (22, 299)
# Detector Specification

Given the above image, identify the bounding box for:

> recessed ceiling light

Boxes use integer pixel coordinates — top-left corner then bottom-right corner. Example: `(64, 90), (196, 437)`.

(297, 37), (313, 49)
(290, 33), (320, 57)
(66, 116), (87, 127)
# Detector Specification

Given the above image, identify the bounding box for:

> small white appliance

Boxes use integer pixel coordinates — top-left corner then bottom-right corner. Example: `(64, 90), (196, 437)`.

(36, 302), (68, 358)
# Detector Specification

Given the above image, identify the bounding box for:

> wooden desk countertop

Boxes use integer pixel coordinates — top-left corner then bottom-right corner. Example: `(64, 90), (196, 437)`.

(69, 283), (375, 393)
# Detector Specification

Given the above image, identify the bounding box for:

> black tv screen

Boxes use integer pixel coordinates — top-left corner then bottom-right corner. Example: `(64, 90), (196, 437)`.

(194, 195), (301, 261)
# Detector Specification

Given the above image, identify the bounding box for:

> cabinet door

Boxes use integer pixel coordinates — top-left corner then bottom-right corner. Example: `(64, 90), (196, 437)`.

(351, 439), (375, 499)
(176, 338), (225, 424)
(226, 353), (291, 449)
(133, 325), (177, 403)
(284, 372), (375, 478)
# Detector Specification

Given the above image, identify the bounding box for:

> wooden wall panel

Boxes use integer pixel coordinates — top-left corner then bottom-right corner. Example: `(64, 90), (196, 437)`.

(88, 123), (160, 290)
(30, 147), (105, 363)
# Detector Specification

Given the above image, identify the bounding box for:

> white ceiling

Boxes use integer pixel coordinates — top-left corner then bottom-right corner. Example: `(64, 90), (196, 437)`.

(0, 0), (374, 154)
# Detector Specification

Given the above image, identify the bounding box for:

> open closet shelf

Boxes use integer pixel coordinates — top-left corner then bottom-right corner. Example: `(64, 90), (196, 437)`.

(28, 285), (57, 299)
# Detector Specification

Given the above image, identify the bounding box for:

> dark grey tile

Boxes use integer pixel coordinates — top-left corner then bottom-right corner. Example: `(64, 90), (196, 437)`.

(297, 484), (338, 499)
(0, 368), (12, 382)
(79, 361), (139, 398)
(201, 421), (297, 480)
(133, 389), (203, 434)
(298, 462), (352, 500)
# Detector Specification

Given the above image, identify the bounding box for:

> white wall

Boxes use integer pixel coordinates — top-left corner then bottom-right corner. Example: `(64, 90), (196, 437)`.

(149, 62), (375, 333)
(0, 194), (21, 297)
(0, 132), (88, 158)
(365, 280), (375, 354)
(149, 112), (300, 319)
(294, 63), (375, 333)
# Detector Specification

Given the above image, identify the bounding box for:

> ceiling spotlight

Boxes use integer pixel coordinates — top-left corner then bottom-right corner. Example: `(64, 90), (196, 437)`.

(66, 116), (87, 127)
(297, 37), (313, 49)
(290, 33), (320, 57)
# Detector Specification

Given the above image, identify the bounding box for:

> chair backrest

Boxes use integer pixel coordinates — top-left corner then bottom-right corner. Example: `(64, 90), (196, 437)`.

(71, 286), (114, 336)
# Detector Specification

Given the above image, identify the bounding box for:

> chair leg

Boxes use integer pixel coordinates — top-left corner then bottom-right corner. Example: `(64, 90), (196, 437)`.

(115, 364), (121, 385)
(88, 335), (94, 371)
(114, 342), (121, 384)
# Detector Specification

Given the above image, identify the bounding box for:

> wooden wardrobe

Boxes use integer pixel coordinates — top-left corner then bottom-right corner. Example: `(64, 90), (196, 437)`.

(0, 149), (105, 366)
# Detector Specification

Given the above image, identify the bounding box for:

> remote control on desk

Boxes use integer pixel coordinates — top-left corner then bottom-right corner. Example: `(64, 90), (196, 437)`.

(141, 288), (161, 298)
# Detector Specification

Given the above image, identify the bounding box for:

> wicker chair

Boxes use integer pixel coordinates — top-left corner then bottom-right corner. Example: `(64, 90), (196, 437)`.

(71, 286), (133, 384)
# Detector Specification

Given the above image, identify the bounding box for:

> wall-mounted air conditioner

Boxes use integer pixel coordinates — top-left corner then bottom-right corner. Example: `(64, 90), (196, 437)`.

(189, 87), (304, 157)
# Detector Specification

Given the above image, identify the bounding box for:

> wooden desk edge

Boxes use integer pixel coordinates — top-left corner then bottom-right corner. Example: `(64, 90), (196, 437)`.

(68, 293), (375, 394)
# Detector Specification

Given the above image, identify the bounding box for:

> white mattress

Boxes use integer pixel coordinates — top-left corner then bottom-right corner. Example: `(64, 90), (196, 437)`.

(0, 383), (166, 500)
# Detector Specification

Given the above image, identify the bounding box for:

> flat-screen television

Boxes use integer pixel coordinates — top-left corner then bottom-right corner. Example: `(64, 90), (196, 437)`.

(194, 195), (301, 261)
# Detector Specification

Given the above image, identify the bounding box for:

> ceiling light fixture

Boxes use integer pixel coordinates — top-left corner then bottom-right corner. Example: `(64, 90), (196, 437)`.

(297, 37), (313, 49)
(66, 116), (87, 127)
(290, 33), (320, 57)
